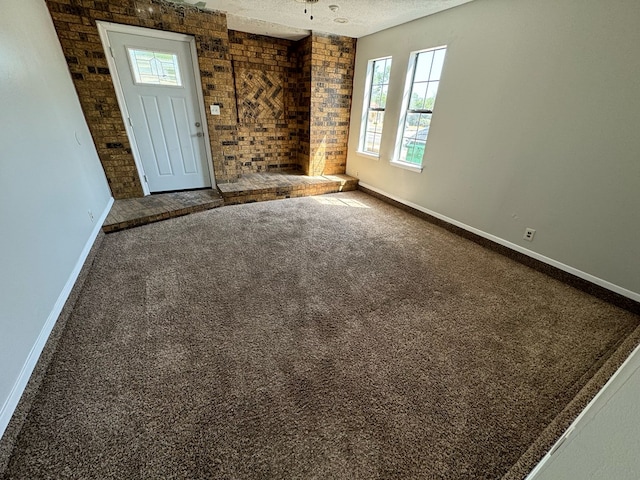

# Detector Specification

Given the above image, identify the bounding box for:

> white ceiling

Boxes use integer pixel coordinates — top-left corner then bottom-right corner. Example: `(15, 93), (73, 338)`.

(168, 0), (475, 40)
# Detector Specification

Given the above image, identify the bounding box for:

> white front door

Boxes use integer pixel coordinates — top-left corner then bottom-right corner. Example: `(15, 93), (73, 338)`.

(104, 26), (212, 193)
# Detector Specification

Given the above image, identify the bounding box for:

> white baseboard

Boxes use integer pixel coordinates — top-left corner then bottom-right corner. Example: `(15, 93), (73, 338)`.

(358, 182), (640, 303)
(0, 197), (114, 439)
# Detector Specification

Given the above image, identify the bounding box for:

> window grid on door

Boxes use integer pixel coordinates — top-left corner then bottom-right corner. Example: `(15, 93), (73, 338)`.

(127, 48), (183, 86)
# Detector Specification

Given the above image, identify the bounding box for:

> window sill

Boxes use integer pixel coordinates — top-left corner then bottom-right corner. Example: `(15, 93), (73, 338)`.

(356, 150), (380, 160)
(390, 160), (423, 173)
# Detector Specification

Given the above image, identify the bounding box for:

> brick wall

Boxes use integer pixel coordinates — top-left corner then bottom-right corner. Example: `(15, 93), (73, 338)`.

(45, 0), (240, 198)
(227, 31), (355, 177)
(308, 34), (356, 176)
(45, 1), (355, 198)
(295, 35), (313, 175)
(228, 31), (301, 174)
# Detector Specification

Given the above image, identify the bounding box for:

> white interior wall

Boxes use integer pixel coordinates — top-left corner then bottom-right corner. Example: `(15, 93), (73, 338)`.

(0, 0), (113, 437)
(346, 0), (640, 299)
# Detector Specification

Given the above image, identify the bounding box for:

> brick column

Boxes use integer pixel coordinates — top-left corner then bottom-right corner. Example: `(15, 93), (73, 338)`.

(307, 34), (356, 176)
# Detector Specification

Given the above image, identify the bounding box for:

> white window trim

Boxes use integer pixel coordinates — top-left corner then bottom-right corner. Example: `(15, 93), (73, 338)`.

(392, 45), (447, 169)
(358, 56), (392, 158)
(356, 150), (381, 161)
(391, 160), (423, 173)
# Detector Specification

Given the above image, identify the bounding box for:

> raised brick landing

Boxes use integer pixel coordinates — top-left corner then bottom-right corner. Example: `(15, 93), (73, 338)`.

(218, 172), (359, 205)
(103, 189), (224, 233)
(103, 172), (359, 232)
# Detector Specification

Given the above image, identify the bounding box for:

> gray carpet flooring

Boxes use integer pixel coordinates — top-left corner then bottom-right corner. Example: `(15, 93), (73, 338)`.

(2, 191), (639, 479)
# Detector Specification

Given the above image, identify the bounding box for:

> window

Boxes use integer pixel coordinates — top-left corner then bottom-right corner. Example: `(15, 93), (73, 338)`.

(127, 48), (182, 86)
(360, 57), (392, 155)
(395, 47), (446, 167)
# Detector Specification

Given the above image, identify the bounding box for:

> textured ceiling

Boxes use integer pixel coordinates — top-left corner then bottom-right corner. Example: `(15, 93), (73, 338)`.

(167, 0), (475, 40)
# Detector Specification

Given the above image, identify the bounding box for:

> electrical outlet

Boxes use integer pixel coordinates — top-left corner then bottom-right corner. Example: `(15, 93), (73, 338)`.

(524, 227), (535, 241)
(210, 104), (220, 115)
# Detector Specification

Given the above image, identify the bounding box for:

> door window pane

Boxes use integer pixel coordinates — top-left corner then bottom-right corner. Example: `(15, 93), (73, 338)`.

(127, 48), (182, 86)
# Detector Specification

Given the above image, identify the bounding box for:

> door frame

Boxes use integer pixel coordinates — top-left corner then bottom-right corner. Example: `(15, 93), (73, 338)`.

(96, 21), (216, 195)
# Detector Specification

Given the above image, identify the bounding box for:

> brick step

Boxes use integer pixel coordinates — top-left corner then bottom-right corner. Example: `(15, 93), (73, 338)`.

(103, 189), (224, 233)
(218, 173), (358, 205)
(103, 173), (359, 232)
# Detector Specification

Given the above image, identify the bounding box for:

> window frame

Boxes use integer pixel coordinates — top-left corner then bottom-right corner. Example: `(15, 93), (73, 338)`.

(358, 56), (393, 157)
(392, 45), (447, 171)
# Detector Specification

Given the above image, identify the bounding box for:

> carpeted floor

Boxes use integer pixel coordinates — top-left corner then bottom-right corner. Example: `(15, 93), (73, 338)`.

(2, 191), (639, 479)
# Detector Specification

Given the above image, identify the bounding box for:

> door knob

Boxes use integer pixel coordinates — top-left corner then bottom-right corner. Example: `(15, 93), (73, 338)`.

(196, 132), (204, 137)
(195, 122), (201, 127)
